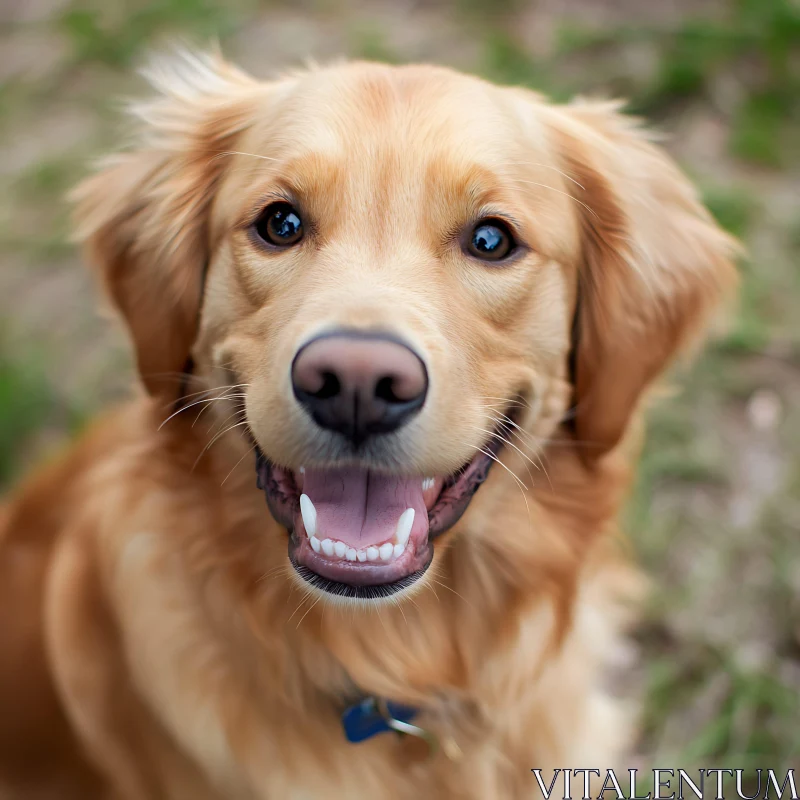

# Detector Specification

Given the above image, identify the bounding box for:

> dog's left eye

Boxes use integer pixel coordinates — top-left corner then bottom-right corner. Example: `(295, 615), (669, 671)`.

(466, 219), (515, 262)
(253, 202), (304, 247)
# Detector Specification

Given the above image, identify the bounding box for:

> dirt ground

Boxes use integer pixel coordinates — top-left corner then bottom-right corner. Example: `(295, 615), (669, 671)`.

(1, 0), (798, 776)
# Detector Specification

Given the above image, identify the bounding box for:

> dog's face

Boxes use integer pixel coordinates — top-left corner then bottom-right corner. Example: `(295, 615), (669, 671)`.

(74, 56), (737, 602)
(199, 65), (579, 597)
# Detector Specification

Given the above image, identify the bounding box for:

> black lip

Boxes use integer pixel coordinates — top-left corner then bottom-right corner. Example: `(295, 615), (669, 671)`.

(288, 546), (434, 599)
(426, 400), (520, 539)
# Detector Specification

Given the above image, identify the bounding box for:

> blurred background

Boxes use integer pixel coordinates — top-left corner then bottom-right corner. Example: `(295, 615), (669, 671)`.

(1, 0), (798, 774)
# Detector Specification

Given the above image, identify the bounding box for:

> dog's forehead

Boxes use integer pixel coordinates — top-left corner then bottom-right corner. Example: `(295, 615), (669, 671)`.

(227, 63), (553, 192)
(274, 63), (531, 150)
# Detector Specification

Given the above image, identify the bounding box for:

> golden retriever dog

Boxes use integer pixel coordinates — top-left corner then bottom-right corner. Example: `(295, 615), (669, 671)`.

(0, 53), (737, 799)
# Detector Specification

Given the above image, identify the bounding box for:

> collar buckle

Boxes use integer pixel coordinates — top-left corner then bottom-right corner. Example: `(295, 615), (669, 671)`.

(375, 697), (439, 753)
(341, 696), (437, 754)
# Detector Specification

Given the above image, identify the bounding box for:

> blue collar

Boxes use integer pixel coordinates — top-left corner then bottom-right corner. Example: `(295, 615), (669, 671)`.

(341, 696), (435, 750)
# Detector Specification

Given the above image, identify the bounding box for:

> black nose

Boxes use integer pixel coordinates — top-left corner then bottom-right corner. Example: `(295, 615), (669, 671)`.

(291, 331), (428, 446)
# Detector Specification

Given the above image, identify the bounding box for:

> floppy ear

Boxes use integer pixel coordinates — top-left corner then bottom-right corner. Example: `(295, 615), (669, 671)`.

(548, 100), (739, 459)
(72, 52), (259, 401)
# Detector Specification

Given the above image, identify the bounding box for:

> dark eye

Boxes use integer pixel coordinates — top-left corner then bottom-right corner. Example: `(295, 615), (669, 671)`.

(253, 202), (304, 247)
(467, 219), (515, 261)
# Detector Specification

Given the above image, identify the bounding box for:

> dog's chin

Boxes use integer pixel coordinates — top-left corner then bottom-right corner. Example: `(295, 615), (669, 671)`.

(254, 405), (520, 601)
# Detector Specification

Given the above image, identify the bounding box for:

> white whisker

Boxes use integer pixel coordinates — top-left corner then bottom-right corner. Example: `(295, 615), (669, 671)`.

(509, 178), (598, 217)
(428, 578), (476, 611)
(471, 426), (539, 482)
(391, 595), (409, 627)
(192, 420), (250, 471)
(287, 589), (314, 624)
(485, 411), (538, 451)
(458, 439), (532, 521)
(295, 595), (321, 630)
(478, 395), (530, 409)
(221, 442), (257, 486)
(158, 384), (248, 429)
(204, 404), (246, 436)
(195, 396), (248, 430)
(215, 150), (278, 162)
(473, 444), (527, 493)
(485, 413), (556, 491)
(502, 160), (586, 190)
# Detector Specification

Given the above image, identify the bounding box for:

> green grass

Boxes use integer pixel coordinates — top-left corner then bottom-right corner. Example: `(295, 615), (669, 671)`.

(0, 348), (58, 485)
(646, 20), (735, 105)
(350, 25), (400, 64)
(731, 91), (788, 167)
(3, 156), (89, 264)
(455, 0), (522, 22)
(15, 158), (82, 199)
(59, 0), (242, 68)
(489, 0), (800, 169)
(702, 184), (757, 239)
(481, 31), (568, 98)
(0, 335), (88, 490)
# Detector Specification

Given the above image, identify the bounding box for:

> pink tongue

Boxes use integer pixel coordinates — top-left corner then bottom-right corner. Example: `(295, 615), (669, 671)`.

(301, 466), (428, 548)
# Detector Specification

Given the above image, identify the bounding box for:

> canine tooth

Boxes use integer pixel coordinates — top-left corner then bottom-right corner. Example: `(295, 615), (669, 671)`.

(379, 542), (393, 561)
(422, 477), (434, 491)
(299, 466), (305, 474)
(321, 538), (335, 556)
(366, 546), (379, 561)
(393, 543), (405, 559)
(310, 536), (321, 553)
(394, 508), (415, 546)
(334, 541), (347, 558)
(346, 547), (357, 561)
(299, 494), (317, 537)
(357, 550), (367, 562)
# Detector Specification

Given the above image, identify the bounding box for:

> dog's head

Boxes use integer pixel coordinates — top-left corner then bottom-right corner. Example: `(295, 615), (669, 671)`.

(74, 54), (737, 602)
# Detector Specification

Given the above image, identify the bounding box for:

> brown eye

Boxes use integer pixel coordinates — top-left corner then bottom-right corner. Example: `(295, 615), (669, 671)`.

(253, 202), (304, 247)
(467, 219), (515, 261)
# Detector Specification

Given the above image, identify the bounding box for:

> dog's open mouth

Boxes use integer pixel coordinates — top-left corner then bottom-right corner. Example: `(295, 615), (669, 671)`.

(255, 404), (519, 599)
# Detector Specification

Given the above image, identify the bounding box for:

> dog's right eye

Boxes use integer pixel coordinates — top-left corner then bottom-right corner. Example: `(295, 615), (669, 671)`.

(253, 202), (304, 247)
(466, 219), (515, 262)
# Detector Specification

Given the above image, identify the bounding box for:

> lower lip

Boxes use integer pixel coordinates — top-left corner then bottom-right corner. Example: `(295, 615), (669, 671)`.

(288, 535), (434, 597)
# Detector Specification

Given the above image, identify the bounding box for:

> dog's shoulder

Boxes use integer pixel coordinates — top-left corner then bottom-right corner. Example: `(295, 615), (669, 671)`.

(0, 399), (174, 798)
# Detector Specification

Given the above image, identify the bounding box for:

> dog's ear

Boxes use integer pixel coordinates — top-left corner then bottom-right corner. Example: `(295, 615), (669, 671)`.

(72, 52), (259, 401)
(547, 100), (739, 460)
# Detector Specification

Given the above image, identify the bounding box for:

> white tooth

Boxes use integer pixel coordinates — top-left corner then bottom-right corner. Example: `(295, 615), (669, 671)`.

(379, 542), (393, 561)
(422, 477), (434, 491)
(393, 543), (405, 558)
(299, 494), (317, 537)
(357, 550), (367, 562)
(310, 536), (321, 553)
(346, 547), (357, 561)
(321, 538), (335, 556)
(395, 507), (415, 546)
(334, 541), (347, 558)
(299, 466), (305, 474)
(367, 546), (379, 561)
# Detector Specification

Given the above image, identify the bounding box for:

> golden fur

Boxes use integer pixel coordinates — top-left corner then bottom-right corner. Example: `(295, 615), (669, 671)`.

(0, 54), (737, 799)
